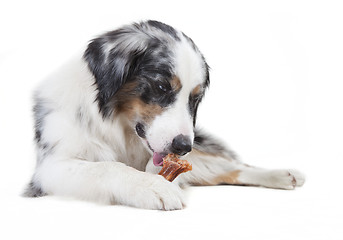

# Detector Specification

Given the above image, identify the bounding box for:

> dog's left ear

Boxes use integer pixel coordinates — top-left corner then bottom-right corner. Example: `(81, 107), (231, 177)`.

(83, 30), (145, 117)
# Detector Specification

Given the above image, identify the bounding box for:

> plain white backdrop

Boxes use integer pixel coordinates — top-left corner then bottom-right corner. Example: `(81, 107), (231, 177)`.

(1, 0), (342, 239)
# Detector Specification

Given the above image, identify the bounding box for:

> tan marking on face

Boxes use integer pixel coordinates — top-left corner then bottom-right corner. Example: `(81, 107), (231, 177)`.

(171, 76), (182, 91)
(125, 98), (163, 123)
(191, 84), (202, 96)
(113, 81), (164, 124)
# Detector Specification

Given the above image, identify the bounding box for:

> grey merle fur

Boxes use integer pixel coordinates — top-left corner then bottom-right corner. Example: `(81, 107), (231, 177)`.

(83, 20), (210, 118)
(23, 97), (53, 197)
(84, 21), (183, 117)
(23, 180), (46, 198)
(194, 128), (238, 160)
(33, 97), (52, 144)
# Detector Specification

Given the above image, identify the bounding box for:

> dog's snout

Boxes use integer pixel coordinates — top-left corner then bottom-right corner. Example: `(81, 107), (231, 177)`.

(171, 134), (192, 156)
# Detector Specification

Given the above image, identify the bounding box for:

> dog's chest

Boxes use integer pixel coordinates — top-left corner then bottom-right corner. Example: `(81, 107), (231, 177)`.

(117, 144), (151, 171)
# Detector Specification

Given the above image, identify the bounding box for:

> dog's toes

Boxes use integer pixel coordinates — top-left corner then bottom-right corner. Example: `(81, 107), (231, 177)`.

(131, 174), (185, 210)
(264, 169), (305, 190)
(287, 169), (306, 187)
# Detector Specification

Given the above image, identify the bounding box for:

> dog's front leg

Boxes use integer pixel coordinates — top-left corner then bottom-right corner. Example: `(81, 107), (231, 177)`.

(29, 157), (184, 210)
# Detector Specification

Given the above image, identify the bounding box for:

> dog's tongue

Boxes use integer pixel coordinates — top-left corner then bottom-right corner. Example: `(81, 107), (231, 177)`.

(153, 152), (164, 166)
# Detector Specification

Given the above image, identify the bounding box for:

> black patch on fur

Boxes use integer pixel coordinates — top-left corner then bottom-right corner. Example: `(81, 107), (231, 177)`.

(139, 78), (179, 107)
(193, 128), (238, 160)
(33, 97), (52, 144)
(203, 62), (210, 88)
(23, 180), (46, 198)
(33, 97), (56, 160)
(189, 93), (203, 126)
(84, 37), (146, 117)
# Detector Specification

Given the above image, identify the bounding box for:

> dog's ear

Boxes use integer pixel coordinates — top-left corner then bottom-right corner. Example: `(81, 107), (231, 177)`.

(83, 29), (145, 117)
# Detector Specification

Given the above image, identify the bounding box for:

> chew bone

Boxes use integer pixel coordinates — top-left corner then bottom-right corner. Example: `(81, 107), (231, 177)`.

(158, 154), (192, 181)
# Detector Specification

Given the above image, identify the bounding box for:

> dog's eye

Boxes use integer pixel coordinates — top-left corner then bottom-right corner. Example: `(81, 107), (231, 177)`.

(158, 84), (167, 92)
(157, 82), (172, 94)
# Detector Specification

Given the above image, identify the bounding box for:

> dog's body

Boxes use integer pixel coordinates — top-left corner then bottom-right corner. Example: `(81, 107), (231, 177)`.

(24, 21), (305, 210)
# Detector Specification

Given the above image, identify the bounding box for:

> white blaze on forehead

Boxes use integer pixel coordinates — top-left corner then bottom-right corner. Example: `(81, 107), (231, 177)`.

(174, 36), (207, 92)
(146, 36), (207, 153)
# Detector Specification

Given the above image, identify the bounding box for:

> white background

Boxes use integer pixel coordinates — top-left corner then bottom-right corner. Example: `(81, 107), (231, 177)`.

(1, 0), (342, 239)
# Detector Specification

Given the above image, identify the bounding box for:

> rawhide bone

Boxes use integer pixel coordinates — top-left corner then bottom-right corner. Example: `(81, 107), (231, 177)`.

(158, 154), (192, 182)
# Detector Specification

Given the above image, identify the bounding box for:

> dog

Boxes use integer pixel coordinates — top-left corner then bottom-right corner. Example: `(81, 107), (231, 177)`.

(24, 20), (305, 210)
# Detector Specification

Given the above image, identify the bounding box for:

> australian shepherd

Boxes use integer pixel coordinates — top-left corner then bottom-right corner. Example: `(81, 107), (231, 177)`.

(24, 20), (305, 210)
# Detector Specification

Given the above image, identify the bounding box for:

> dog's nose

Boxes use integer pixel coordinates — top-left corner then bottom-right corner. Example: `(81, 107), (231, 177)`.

(171, 134), (192, 156)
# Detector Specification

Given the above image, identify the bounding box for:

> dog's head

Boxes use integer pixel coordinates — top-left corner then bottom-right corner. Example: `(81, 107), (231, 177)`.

(84, 20), (209, 166)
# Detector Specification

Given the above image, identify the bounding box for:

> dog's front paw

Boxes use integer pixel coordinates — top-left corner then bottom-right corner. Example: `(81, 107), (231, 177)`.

(265, 169), (306, 190)
(129, 174), (185, 210)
